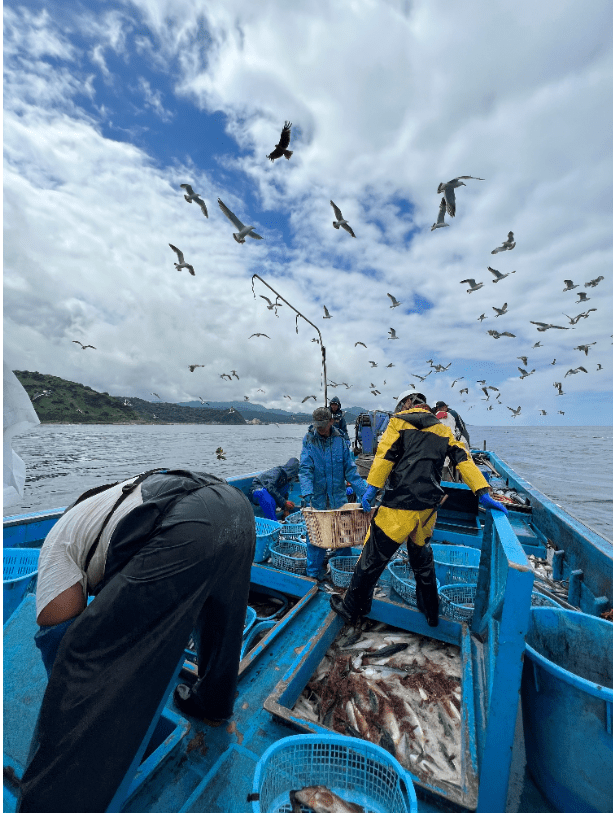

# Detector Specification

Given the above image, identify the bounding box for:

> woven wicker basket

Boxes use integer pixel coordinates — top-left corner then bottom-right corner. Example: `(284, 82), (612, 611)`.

(302, 503), (375, 550)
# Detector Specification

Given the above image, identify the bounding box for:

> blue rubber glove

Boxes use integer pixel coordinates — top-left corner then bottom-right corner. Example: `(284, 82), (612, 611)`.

(361, 485), (377, 513)
(301, 495), (312, 509)
(479, 492), (508, 515)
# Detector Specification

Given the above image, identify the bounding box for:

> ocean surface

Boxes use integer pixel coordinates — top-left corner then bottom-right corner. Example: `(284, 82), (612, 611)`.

(6, 423), (613, 541)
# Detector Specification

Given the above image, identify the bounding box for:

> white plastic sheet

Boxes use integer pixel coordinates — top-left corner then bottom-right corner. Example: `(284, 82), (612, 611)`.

(3, 361), (40, 508)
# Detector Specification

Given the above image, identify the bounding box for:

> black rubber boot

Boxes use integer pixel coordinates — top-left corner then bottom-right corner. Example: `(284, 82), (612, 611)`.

(173, 684), (225, 726)
(407, 539), (439, 626)
(330, 593), (357, 625)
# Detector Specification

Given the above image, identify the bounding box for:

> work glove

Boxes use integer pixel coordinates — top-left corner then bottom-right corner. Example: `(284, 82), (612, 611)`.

(284, 501), (296, 511)
(301, 495), (312, 508)
(479, 492), (508, 515)
(361, 484), (378, 513)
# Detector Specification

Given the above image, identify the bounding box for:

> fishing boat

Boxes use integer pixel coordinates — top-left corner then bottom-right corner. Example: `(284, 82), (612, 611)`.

(3, 416), (613, 813)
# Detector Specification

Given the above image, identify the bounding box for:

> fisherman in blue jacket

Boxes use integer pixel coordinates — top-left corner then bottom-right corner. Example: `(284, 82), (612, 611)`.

(329, 395), (349, 441)
(248, 457), (299, 520)
(300, 407), (368, 579)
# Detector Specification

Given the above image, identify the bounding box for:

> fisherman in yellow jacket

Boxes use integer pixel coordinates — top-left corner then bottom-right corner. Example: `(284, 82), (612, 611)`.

(330, 391), (508, 627)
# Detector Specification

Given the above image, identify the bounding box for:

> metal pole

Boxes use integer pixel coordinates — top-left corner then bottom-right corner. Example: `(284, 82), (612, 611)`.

(251, 274), (328, 406)
(484, 439), (487, 450)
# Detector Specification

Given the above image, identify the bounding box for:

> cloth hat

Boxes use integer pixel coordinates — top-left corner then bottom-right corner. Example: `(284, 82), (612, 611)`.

(434, 401), (447, 411)
(312, 407), (332, 427)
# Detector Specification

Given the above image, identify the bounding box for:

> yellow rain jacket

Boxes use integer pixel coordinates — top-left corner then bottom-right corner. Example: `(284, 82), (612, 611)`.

(366, 407), (489, 546)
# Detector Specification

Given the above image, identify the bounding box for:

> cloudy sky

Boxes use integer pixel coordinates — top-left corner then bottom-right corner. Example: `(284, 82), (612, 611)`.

(4, 0), (613, 425)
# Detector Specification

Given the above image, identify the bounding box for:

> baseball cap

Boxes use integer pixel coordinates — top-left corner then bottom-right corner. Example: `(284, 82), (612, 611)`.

(312, 407), (332, 427)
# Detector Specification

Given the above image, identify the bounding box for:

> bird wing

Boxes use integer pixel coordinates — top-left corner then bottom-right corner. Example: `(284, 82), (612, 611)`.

(341, 222), (356, 237)
(72, 340), (83, 347)
(437, 197), (446, 223)
(488, 267), (501, 278)
(355, 341), (366, 347)
(460, 279), (477, 286)
(457, 176), (485, 181)
(501, 332), (516, 337)
(507, 231), (514, 241)
(444, 186), (456, 217)
(518, 368), (527, 375)
(530, 322), (547, 328)
(387, 293), (397, 305)
(277, 121), (292, 149)
(193, 195), (208, 217)
(217, 198), (245, 229)
(563, 280), (575, 287)
(180, 184), (194, 195)
(260, 295), (273, 306)
(330, 200), (343, 220)
(169, 244), (184, 263)
(502, 303), (508, 310)
(578, 366), (587, 372)
(550, 325), (569, 330)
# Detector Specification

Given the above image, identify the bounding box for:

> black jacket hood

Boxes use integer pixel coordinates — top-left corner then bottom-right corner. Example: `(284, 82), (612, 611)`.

(392, 408), (439, 430)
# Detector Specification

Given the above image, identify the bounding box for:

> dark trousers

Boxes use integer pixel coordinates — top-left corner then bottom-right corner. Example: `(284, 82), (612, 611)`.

(342, 518), (439, 621)
(19, 481), (255, 813)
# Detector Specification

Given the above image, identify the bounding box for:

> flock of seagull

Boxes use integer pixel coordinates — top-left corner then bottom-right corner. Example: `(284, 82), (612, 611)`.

(66, 121), (607, 423)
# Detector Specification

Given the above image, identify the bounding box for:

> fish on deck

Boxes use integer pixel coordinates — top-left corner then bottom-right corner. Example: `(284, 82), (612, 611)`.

(290, 785), (364, 813)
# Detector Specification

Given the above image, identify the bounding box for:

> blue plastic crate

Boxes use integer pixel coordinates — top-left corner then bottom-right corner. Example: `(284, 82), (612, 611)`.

(281, 522), (308, 543)
(329, 555), (360, 588)
(269, 539), (308, 575)
(244, 605), (257, 636)
(439, 583), (477, 624)
(254, 517), (282, 563)
(251, 734), (418, 813)
(3, 548), (40, 624)
(431, 543), (480, 585)
(284, 510), (305, 526)
(531, 591), (564, 609)
(388, 559), (440, 607)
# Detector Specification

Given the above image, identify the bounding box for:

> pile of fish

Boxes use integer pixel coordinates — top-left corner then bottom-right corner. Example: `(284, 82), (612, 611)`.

(292, 621), (463, 787)
(528, 554), (573, 607)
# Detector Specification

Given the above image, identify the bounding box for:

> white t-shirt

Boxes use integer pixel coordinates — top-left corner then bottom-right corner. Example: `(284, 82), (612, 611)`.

(36, 479), (144, 618)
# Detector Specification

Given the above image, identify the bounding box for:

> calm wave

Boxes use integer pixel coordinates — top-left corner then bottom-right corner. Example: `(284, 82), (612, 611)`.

(7, 423), (613, 540)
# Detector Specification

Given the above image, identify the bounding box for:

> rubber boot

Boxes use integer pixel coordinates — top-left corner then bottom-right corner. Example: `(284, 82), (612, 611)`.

(407, 538), (439, 626)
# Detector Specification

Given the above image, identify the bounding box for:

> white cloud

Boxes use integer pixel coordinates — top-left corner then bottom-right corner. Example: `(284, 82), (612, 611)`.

(3, 0), (613, 424)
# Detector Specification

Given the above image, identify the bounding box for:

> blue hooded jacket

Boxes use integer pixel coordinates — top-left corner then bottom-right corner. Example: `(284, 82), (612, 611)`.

(249, 457), (299, 509)
(299, 426), (367, 510)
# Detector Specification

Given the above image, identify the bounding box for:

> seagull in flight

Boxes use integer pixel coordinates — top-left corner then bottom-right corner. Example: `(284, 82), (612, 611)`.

(517, 356), (528, 366)
(371, 390), (381, 396)
(597, 363), (603, 370)
(575, 343), (596, 356)
(220, 373), (232, 380)
(188, 364), (205, 372)
(387, 293), (402, 308)
(432, 363), (451, 372)
(477, 380), (487, 385)
(388, 328), (399, 340)
(323, 305), (333, 319)
(412, 371), (432, 381)
(477, 313), (487, 322)
(215, 447), (226, 460)
(151, 392), (161, 400)
(284, 395), (292, 399)
(330, 201), (356, 237)
(461, 279), (483, 293)
(576, 292), (590, 303)
(266, 121), (293, 162)
(565, 366), (588, 377)
(481, 387), (490, 400)
(451, 378), (464, 387)
(530, 321), (570, 332)
(244, 396), (250, 401)
(518, 367), (535, 379)
(231, 370), (240, 379)
(311, 338), (320, 343)
(72, 340), (96, 350)
(431, 197), (450, 230)
(301, 395), (317, 403)
(180, 184), (208, 218)
(198, 397), (209, 404)
(554, 382), (564, 395)
(550, 359), (556, 365)
(459, 388), (469, 395)
(558, 410), (565, 414)
(508, 406), (521, 417)
(488, 330), (516, 338)
(355, 341), (367, 348)
(540, 410), (547, 416)
(369, 361), (378, 368)
(562, 280), (579, 291)
(249, 333), (270, 339)
(492, 303), (508, 317)
(260, 295), (282, 313)
(491, 232), (515, 254)
(533, 341), (543, 348)
(437, 176), (484, 217)
(169, 244), (195, 275)
(217, 198), (263, 243)
(585, 276), (604, 287)
(488, 266), (515, 282)
(386, 363), (395, 368)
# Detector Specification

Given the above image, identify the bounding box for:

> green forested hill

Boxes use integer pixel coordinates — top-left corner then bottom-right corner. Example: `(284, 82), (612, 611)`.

(13, 371), (246, 425)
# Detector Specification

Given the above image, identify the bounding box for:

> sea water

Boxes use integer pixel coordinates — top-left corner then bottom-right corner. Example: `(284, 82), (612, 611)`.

(6, 423), (613, 540)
